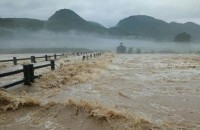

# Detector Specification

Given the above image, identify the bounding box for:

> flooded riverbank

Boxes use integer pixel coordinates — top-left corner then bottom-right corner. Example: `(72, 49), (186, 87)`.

(1, 53), (200, 129)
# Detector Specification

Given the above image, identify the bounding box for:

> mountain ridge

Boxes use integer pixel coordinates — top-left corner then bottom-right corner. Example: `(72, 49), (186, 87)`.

(0, 9), (200, 41)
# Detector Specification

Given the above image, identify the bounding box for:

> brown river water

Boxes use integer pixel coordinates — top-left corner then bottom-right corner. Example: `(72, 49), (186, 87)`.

(0, 53), (200, 130)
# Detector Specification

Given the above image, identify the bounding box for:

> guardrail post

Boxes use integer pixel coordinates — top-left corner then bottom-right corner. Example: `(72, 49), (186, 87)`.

(13, 57), (17, 65)
(54, 54), (57, 60)
(50, 60), (55, 70)
(23, 65), (31, 85)
(82, 56), (85, 61)
(45, 55), (48, 61)
(31, 56), (36, 63)
(29, 64), (34, 83)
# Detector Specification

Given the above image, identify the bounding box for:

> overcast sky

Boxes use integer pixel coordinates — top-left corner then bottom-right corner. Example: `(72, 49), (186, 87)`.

(0, 0), (200, 27)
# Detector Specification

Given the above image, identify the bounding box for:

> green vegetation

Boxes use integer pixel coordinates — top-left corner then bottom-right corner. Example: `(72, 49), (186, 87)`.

(0, 9), (200, 41)
(46, 9), (106, 33)
(127, 47), (133, 54)
(150, 50), (156, 54)
(195, 50), (200, 54)
(174, 32), (191, 42)
(113, 16), (200, 41)
(0, 30), (13, 37)
(136, 48), (142, 54)
(0, 18), (44, 31)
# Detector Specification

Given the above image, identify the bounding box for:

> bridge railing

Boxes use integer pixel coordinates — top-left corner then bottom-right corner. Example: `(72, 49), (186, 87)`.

(0, 54), (64, 65)
(0, 52), (103, 89)
(0, 60), (55, 89)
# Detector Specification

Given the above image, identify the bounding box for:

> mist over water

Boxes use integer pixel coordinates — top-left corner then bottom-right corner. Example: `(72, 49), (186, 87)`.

(1, 29), (200, 53)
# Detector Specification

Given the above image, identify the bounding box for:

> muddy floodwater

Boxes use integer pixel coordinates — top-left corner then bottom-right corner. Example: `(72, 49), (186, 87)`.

(0, 53), (200, 130)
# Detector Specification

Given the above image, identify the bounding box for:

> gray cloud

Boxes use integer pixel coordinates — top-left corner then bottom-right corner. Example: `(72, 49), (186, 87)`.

(0, 0), (200, 27)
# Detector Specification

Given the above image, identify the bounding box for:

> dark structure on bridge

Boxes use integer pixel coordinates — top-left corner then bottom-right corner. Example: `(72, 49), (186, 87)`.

(116, 43), (126, 53)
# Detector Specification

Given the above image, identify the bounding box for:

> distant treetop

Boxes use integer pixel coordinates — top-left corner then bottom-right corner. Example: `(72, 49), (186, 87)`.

(174, 32), (191, 42)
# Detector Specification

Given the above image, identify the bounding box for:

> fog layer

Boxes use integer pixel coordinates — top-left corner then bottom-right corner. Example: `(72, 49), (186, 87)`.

(1, 30), (200, 53)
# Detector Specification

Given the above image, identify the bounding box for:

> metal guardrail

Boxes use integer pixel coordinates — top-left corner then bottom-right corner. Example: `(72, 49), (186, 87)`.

(0, 52), (103, 89)
(0, 59), (13, 62)
(2, 79), (25, 89)
(0, 60), (55, 89)
(0, 69), (24, 78)
(0, 53), (63, 65)
(82, 52), (102, 61)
